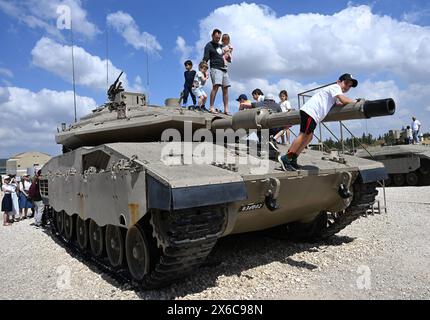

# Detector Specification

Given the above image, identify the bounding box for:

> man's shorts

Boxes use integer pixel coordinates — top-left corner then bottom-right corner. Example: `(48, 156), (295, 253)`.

(192, 87), (207, 99)
(210, 68), (231, 87)
(300, 111), (317, 134)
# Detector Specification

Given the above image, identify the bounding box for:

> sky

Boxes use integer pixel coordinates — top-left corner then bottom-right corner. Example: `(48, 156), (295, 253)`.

(0, 0), (430, 158)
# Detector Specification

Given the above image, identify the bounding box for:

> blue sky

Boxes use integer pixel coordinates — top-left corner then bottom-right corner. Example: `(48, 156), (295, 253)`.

(1, 0), (430, 157)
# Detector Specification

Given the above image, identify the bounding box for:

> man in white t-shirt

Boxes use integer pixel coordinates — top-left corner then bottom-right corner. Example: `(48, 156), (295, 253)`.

(411, 116), (421, 144)
(278, 73), (358, 171)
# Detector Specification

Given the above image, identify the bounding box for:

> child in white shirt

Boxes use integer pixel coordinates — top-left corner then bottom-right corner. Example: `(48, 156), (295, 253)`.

(192, 61), (209, 110)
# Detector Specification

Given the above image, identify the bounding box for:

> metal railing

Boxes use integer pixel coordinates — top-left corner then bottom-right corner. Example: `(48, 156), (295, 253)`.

(296, 83), (387, 214)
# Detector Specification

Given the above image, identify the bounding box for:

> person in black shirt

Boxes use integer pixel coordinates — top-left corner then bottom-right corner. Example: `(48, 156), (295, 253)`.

(203, 29), (231, 115)
(182, 60), (197, 108)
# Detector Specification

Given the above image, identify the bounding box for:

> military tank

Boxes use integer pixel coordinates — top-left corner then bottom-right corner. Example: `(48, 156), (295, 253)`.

(356, 143), (430, 187)
(40, 74), (396, 289)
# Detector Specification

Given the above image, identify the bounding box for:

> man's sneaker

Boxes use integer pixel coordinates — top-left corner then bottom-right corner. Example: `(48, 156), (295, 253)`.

(290, 157), (300, 170)
(278, 155), (297, 171)
(269, 137), (280, 152)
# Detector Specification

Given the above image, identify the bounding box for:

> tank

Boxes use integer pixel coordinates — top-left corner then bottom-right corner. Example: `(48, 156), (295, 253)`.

(40, 75), (396, 289)
(356, 130), (430, 186)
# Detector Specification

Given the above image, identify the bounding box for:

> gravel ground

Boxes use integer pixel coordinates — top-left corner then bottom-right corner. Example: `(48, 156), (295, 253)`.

(0, 186), (429, 300)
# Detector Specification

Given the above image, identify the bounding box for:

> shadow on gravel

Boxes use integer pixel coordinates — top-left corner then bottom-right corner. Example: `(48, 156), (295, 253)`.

(40, 223), (355, 300)
(137, 232), (356, 299)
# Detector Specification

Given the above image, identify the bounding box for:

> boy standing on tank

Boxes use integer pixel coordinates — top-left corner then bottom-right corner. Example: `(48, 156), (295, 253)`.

(192, 61), (209, 111)
(182, 60), (197, 108)
(278, 73), (358, 171)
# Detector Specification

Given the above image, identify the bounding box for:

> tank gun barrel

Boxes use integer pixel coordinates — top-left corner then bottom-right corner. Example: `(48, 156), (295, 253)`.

(211, 98), (396, 130)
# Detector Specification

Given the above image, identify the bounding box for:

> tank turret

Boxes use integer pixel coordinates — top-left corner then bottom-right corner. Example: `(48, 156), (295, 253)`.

(56, 95), (394, 151)
(56, 73), (230, 150)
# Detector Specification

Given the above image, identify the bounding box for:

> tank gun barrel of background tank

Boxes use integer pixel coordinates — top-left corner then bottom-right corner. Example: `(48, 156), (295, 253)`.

(211, 98), (396, 131)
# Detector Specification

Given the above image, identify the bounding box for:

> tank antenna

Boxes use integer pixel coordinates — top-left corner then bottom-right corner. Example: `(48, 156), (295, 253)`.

(71, 18), (77, 123)
(146, 38), (150, 103)
(106, 26), (109, 93)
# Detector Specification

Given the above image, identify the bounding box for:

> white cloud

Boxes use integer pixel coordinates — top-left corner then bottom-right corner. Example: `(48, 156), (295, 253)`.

(0, 0), (99, 39)
(0, 87), (10, 104)
(180, 3), (430, 84)
(175, 3), (430, 135)
(31, 37), (128, 91)
(0, 86), (97, 157)
(175, 36), (193, 63)
(107, 11), (162, 55)
(0, 68), (13, 78)
(131, 75), (144, 93)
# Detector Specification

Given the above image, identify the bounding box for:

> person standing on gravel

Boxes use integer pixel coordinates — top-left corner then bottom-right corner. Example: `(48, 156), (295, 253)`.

(2, 176), (13, 226)
(203, 29), (231, 115)
(19, 174), (33, 219)
(411, 116), (422, 144)
(29, 170), (44, 227)
(8, 176), (20, 222)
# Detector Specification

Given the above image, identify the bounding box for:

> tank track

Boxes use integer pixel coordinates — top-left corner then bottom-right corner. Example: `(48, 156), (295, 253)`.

(44, 208), (134, 287)
(287, 179), (378, 241)
(145, 206), (226, 288)
(44, 206), (226, 290)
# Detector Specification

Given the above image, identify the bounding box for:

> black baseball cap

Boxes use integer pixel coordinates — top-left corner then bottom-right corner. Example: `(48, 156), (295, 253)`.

(339, 73), (358, 87)
(236, 94), (248, 101)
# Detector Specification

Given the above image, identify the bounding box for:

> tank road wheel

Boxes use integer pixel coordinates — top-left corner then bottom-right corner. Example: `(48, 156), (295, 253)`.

(393, 174), (405, 187)
(406, 172), (419, 186)
(418, 159), (430, 185)
(419, 172), (430, 185)
(89, 220), (105, 257)
(125, 225), (151, 281)
(63, 214), (74, 241)
(56, 210), (64, 234)
(384, 175), (392, 187)
(419, 159), (430, 175)
(76, 217), (88, 250)
(106, 225), (125, 268)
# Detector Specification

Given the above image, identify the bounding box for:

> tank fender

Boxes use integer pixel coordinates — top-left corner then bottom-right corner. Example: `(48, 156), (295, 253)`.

(359, 167), (388, 183)
(146, 174), (247, 211)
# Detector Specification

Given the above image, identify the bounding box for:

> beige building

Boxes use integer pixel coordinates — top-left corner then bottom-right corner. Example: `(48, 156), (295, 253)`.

(6, 152), (51, 176)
